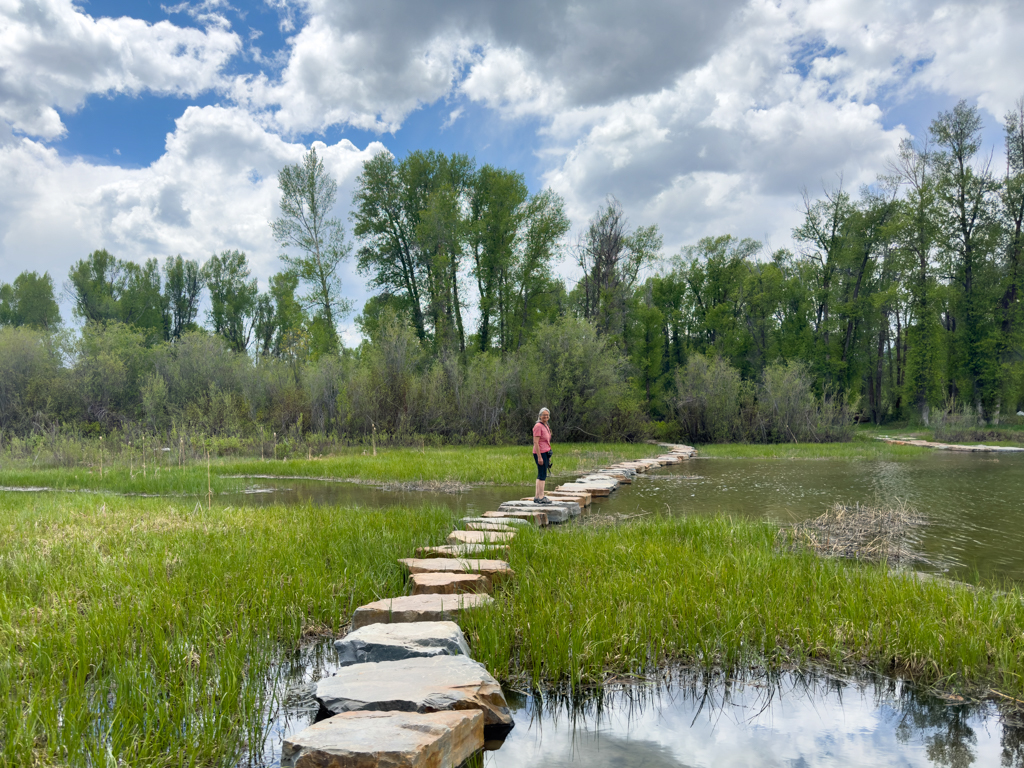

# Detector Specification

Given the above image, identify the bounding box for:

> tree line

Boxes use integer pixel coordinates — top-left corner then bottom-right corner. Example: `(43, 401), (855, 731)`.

(2, 99), (1022, 444)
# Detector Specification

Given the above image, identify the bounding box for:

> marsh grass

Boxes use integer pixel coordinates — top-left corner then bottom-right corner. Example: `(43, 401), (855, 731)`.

(781, 501), (929, 566)
(0, 443), (667, 496)
(697, 441), (930, 460)
(465, 515), (1024, 700)
(0, 493), (457, 767)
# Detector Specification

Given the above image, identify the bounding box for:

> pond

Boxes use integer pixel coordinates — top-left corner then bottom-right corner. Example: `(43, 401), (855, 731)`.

(225, 451), (1024, 583)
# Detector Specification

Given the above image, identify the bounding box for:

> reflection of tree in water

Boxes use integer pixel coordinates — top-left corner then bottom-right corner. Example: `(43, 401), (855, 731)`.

(1001, 721), (1024, 767)
(894, 687), (976, 768)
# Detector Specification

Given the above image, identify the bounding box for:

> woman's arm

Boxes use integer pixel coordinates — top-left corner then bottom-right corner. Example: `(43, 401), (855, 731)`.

(533, 433), (541, 461)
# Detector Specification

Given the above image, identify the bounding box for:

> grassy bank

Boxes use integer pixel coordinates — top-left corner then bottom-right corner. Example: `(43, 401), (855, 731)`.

(5, 493), (1023, 766)
(0, 442), (665, 495)
(0, 493), (455, 767)
(471, 516), (1024, 695)
(696, 441), (932, 459)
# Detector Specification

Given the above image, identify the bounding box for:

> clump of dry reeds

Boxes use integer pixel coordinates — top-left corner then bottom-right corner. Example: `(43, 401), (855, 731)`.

(779, 500), (927, 565)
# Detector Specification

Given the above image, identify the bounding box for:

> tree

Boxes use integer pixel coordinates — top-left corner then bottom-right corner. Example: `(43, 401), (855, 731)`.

(163, 255), (205, 340)
(930, 100), (1001, 416)
(573, 198), (662, 345)
(67, 250), (165, 343)
(272, 146), (352, 356)
(202, 250), (259, 353)
(998, 97), (1024, 407)
(0, 271), (61, 330)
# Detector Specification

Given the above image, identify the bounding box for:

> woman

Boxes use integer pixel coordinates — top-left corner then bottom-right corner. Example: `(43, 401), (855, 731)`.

(532, 407), (553, 504)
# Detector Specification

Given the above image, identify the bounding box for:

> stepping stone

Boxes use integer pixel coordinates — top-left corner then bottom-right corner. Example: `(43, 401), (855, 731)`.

(398, 558), (515, 585)
(521, 495), (585, 509)
(416, 543), (511, 559)
(350, 593), (493, 630)
(556, 481), (613, 496)
(585, 472), (630, 483)
(410, 572), (491, 595)
(316, 655), (514, 733)
(447, 530), (515, 545)
(462, 516), (532, 527)
(545, 491), (591, 505)
(483, 510), (548, 526)
(334, 621), (472, 666)
(498, 500), (574, 522)
(464, 521), (516, 532)
(281, 709), (484, 768)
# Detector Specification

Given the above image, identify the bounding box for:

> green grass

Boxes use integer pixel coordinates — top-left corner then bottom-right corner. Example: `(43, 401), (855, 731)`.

(0, 493), (458, 767)
(466, 516), (1024, 696)
(0, 442), (669, 495)
(696, 441), (931, 460)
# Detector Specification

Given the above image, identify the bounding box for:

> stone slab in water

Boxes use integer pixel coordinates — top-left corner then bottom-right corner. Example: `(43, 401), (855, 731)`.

(557, 483), (612, 496)
(447, 529), (515, 545)
(334, 621), (472, 666)
(521, 495), (585, 508)
(416, 543), (511, 559)
(399, 557), (515, 584)
(410, 572), (492, 595)
(280, 709), (483, 768)
(498, 500), (573, 522)
(482, 509), (548, 526)
(316, 655), (514, 731)
(546, 491), (592, 506)
(350, 593), (493, 630)
(464, 521), (516, 532)
(463, 516), (532, 527)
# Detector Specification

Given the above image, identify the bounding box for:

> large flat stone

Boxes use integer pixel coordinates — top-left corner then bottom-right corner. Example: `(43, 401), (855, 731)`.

(334, 621), (472, 666)
(521, 495), (585, 509)
(447, 529), (515, 545)
(464, 521), (515, 532)
(316, 655), (514, 733)
(498, 500), (572, 523)
(410, 572), (491, 595)
(398, 558), (515, 585)
(281, 709), (483, 768)
(350, 593), (493, 630)
(462, 516), (532, 527)
(482, 510), (548, 526)
(416, 543), (511, 559)
(545, 491), (592, 506)
(556, 483), (612, 497)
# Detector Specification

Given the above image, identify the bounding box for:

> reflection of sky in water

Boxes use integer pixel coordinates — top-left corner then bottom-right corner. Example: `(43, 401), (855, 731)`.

(486, 674), (1009, 768)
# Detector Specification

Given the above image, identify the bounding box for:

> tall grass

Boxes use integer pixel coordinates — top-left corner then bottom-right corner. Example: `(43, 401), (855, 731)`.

(466, 516), (1024, 698)
(696, 441), (929, 459)
(0, 442), (669, 495)
(0, 494), (457, 767)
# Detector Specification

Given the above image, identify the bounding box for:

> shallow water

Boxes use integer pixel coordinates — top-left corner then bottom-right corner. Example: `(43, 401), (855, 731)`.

(225, 451), (1024, 582)
(246, 640), (1023, 768)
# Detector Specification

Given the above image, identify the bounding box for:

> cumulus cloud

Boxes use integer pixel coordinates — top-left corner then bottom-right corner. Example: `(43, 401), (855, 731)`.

(0, 106), (383, 296)
(0, 0), (240, 140)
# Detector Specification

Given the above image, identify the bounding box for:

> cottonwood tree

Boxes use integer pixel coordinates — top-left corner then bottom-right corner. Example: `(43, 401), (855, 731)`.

(163, 255), (204, 340)
(0, 271), (61, 330)
(202, 250), (259, 354)
(67, 250), (166, 343)
(272, 146), (352, 356)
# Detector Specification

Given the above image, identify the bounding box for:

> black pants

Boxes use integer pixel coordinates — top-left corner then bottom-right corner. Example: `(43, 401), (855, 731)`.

(534, 451), (551, 481)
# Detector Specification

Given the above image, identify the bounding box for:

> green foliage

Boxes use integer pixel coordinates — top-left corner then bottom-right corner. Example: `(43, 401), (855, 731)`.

(163, 255), (205, 340)
(0, 270), (61, 330)
(202, 250), (259, 353)
(272, 146), (352, 355)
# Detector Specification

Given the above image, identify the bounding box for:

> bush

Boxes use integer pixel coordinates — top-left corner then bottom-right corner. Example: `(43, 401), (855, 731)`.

(671, 353), (745, 443)
(755, 362), (852, 443)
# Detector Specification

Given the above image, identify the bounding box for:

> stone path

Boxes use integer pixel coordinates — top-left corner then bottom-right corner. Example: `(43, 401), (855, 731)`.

(280, 443), (696, 767)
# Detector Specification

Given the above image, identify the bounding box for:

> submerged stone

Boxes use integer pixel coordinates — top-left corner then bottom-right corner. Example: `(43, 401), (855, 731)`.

(333, 621), (472, 667)
(447, 529), (516, 545)
(350, 593), (493, 630)
(280, 709), (483, 768)
(410, 572), (491, 595)
(498, 500), (572, 522)
(416, 543), (511, 559)
(315, 655), (514, 733)
(482, 510), (548, 526)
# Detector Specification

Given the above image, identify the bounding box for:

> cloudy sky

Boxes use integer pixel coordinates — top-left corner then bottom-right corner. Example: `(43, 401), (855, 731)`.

(2, 0), (1023, 333)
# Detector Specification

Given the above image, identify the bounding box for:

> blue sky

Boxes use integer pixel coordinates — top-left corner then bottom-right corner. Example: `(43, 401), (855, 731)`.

(2, 0), (1023, 337)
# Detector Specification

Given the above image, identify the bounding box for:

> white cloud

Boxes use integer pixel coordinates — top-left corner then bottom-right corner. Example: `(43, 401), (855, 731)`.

(0, 0), (240, 140)
(0, 106), (383, 305)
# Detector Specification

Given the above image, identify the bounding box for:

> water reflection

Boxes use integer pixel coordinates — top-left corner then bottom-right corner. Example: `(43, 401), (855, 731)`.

(241, 642), (1023, 768)
(488, 672), (1020, 768)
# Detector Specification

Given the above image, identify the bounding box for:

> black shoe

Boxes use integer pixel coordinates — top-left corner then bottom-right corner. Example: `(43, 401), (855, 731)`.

(538, 497), (553, 504)
(533, 497), (543, 504)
